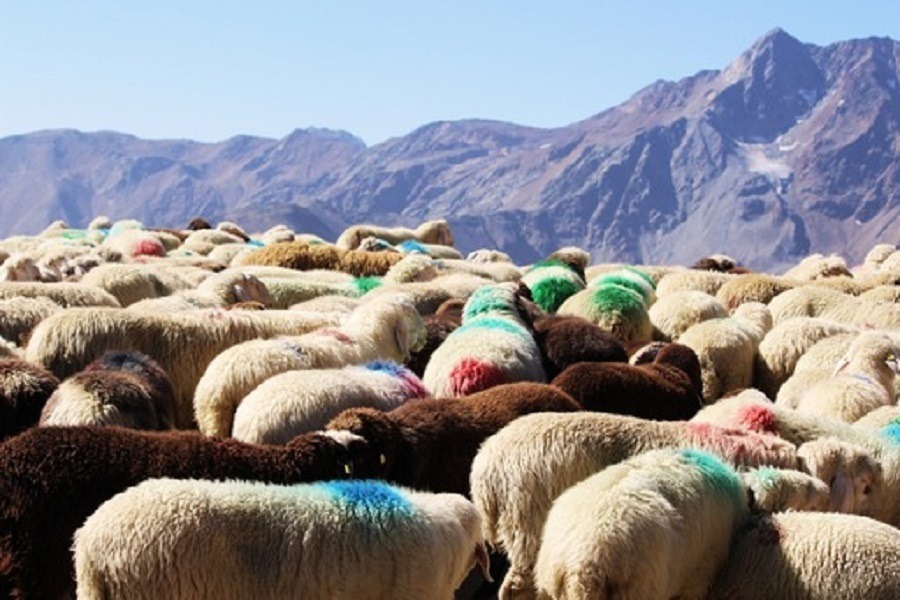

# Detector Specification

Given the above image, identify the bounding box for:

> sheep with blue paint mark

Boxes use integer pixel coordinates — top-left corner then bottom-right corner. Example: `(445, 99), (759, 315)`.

(534, 449), (748, 600)
(422, 282), (545, 397)
(74, 478), (489, 600)
(470, 411), (798, 598)
(194, 293), (427, 437)
(232, 360), (429, 444)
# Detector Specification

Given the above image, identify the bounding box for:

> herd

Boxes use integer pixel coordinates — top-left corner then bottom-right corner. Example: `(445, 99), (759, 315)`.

(0, 215), (897, 599)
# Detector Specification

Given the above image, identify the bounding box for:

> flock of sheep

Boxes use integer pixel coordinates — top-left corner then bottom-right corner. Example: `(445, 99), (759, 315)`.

(0, 214), (897, 599)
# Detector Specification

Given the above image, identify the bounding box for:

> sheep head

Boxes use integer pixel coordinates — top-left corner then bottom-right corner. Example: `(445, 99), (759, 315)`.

(325, 407), (402, 479)
(797, 438), (883, 517)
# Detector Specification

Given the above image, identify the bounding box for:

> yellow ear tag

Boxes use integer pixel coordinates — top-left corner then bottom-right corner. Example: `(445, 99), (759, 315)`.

(379, 454), (387, 465)
(344, 463), (352, 475)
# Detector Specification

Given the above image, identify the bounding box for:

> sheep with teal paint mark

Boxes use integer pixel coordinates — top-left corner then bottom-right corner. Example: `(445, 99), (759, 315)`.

(74, 477), (490, 600)
(232, 360), (429, 445)
(741, 466), (831, 513)
(422, 282), (545, 397)
(520, 259), (586, 313)
(471, 411), (798, 598)
(534, 448), (748, 600)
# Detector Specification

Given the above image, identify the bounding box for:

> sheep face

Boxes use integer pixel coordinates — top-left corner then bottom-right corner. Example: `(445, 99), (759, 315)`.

(797, 439), (883, 516)
(325, 408), (400, 480)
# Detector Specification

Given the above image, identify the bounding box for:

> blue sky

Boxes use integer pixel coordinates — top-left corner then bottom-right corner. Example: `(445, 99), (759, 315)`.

(2, 1), (896, 146)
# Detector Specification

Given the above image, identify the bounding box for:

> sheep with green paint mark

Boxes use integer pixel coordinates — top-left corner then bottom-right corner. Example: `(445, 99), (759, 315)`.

(534, 449), (748, 600)
(591, 266), (657, 306)
(557, 283), (653, 345)
(741, 466), (831, 513)
(520, 259), (585, 313)
(74, 478), (489, 600)
(422, 282), (545, 398)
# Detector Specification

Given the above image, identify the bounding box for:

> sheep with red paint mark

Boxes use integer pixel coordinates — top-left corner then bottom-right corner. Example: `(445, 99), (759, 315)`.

(469, 411), (798, 598)
(422, 283), (545, 397)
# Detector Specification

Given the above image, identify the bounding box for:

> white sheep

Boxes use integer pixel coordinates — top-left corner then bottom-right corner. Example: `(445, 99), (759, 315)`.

(0, 295), (62, 346)
(676, 302), (772, 403)
(466, 249), (513, 264)
(80, 262), (209, 306)
(533, 449), (748, 600)
(231, 361), (429, 444)
(556, 282), (653, 344)
(710, 512), (900, 599)
(25, 307), (345, 428)
(125, 270), (273, 312)
(74, 478), (489, 600)
(648, 290), (729, 341)
(0, 281), (120, 308)
(336, 218), (454, 250)
(0, 253), (46, 282)
(422, 282), (545, 398)
(794, 332), (899, 422)
(469, 411), (798, 598)
(655, 269), (733, 297)
(741, 466), (831, 513)
(754, 316), (857, 399)
(853, 405), (900, 432)
(781, 252), (851, 280)
(796, 437), (883, 516)
(193, 294), (427, 437)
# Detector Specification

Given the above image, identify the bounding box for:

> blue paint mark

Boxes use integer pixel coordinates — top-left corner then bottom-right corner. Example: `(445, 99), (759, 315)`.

(364, 360), (407, 377)
(319, 480), (414, 515)
(881, 422), (900, 446)
(679, 449), (743, 500)
(398, 240), (429, 255)
(248, 239), (265, 247)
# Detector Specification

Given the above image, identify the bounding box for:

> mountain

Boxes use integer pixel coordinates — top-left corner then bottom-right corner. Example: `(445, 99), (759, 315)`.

(1, 29), (897, 271)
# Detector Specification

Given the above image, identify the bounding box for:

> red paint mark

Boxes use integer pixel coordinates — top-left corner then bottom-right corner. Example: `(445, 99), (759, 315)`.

(448, 358), (508, 396)
(736, 404), (778, 434)
(134, 239), (165, 257)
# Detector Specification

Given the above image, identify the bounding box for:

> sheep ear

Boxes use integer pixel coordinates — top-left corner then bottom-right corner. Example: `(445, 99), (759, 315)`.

(474, 543), (492, 582)
(832, 356), (850, 376)
(233, 283), (252, 302)
(394, 317), (411, 360)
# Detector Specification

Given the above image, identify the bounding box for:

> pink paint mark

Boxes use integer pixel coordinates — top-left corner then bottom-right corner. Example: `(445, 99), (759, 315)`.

(316, 327), (354, 344)
(134, 239), (165, 257)
(400, 373), (430, 398)
(736, 404), (778, 434)
(448, 358), (508, 397)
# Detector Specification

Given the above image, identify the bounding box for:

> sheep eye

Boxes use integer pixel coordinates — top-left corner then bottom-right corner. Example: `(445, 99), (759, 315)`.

(863, 484), (872, 495)
(379, 453), (387, 465)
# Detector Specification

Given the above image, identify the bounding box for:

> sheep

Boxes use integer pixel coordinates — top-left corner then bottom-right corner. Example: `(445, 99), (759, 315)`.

(39, 350), (176, 431)
(0, 281), (120, 307)
(392, 238), (464, 259)
(367, 269), (491, 315)
(0, 296), (62, 346)
(709, 512), (900, 599)
(655, 269), (733, 297)
(796, 437), (883, 516)
(469, 411), (798, 598)
(100, 228), (167, 259)
(741, 466), (831, 513)
(754, 316), (857, 398)
(193, 294), (427, 437)
(125, 270), (274, 312)
(550, 343), (703, 420)
(862, 243), (897, 271)
(648, 290), (729, 341)
(556, 283), (652, 345)
(467, 249), (513, 264)
(794, 332), (899, 422)
(853, 406), (900, 431)
(0, 359), (59, 440)
(0, 253), (45, 282)
(715, 273), (797, 309)
(181, 228), (246, 254)
(691, 253), (741, 272)
(768, 284), (900, 328)
(861, 285), (900, 303)
(533, 449), (748, 600)
(590, 267), (657, 306)
(289, 294), (362, 314)
(422, 282), (545, 398)
(433, 258), (522, 283)
(326, 382), (581, 497)
(532, 315), (628, 380)
(78, 262), (202, 306)
(546, 246), (591, 275)
(24, 307), (345, 428)
(406, 304), (463, 377)
(766, 284), (849, 323)
(0, 425), (374, 599)
(676, 302), (772, 403)
(216, 220), (251, 241)
(232, 361), (429, 444)
(74, 478), (488, 600)
(234, 241), (403, 276)
(335, 218), (454, 250)
(520, 260), (585, 313)
(206, 242), (254, 264)
(87, 215), (112, 230)
(782, 252), (852, 280)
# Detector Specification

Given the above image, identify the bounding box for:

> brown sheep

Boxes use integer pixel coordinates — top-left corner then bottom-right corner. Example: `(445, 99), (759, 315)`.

(235, 241), (403, 277)
(532, 315), (628, 380)
(0, 359), (59, 440)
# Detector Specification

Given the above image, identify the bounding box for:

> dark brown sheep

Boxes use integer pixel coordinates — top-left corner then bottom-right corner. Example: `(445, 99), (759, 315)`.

(0, 426), (376, 599)
(406, 311), (461, 378)
(551, 343), (703, 420)
(236, 241), (403, 277)
(325, 382), (581, 497)
(532, 315), (628, 379)
(186, 217), (212, 230)
(0, 360), (59, 440)
(85, 351), (176, 425)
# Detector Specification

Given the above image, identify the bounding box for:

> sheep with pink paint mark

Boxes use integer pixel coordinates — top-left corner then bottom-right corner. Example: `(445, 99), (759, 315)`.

(469, 411), (797, 598)
(232, 361), (429, 444)
(422, 282), (545, 397)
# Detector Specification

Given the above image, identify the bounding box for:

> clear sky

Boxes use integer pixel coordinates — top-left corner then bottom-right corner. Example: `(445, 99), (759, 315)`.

(2, 1), (897, 146)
